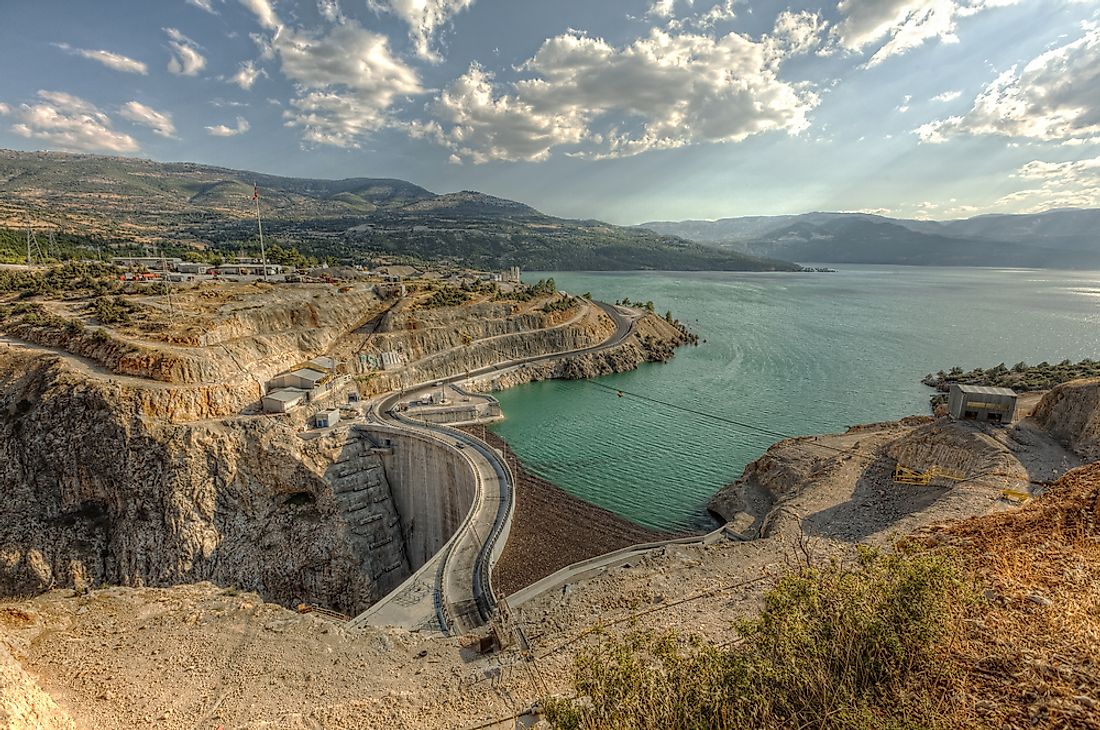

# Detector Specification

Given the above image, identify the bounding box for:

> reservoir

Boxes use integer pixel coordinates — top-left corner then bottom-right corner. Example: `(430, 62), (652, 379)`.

(490, 266), (1100, 531)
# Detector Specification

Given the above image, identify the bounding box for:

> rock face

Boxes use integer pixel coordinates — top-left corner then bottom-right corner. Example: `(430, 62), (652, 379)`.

(0, 350), (403, 615)
(1, 643), (73, 730)
(1032, 378), (1100, 460)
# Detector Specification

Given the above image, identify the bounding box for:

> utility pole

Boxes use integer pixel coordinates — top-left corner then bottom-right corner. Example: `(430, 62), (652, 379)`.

(253, 184), (268, 282)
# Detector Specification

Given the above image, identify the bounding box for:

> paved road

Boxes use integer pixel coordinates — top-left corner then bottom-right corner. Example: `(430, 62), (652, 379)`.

(351, 301), (638, 634)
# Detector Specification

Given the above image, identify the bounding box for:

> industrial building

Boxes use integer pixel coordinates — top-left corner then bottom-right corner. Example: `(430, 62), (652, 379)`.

(314, 409), (341, 428)
(262, 388), (308, 413)
(268, 368), (330, 391)
(948, 384), (1018, 423)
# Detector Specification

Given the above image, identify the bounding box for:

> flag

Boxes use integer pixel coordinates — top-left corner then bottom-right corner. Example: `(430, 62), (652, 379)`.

(252, 185), (259, 201)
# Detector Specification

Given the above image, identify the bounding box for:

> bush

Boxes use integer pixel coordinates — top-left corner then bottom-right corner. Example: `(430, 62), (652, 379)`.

(544, 548), (962, 730)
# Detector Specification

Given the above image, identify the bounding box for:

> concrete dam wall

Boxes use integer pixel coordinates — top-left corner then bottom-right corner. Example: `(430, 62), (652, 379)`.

(357, 426), (479, 571)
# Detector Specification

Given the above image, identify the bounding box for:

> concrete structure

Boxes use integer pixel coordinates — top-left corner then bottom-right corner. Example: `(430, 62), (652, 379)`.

(268, 368), (329, 391)
(503, 266), (521, 283)
(948, 384), (1018, 423)
(262, 388), (308, 413)
(215, 263), (284, 276)
(175, 262), (210, 275)
(309, 356), (337, 371)
(380, 351), (403, 371)
(315, 409), (341, 428)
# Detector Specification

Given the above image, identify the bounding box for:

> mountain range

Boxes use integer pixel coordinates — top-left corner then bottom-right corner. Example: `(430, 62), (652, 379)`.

(641, 210), (1100, 268)
(0, 150), (794, 272)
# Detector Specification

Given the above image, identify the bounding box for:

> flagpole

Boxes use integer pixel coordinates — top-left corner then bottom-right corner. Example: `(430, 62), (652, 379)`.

(254, 184), (268, 282)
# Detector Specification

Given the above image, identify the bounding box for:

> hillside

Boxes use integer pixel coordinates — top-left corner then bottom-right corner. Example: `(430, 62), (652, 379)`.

(0, 150), (795, 272)
(642, 209), (1100, 268)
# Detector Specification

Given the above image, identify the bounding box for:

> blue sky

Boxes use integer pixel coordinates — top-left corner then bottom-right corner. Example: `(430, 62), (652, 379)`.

(0, 0), (1098, 224)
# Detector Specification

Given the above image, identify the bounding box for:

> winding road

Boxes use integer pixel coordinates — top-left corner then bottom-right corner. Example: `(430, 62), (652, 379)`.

(350, 301), (639, 634)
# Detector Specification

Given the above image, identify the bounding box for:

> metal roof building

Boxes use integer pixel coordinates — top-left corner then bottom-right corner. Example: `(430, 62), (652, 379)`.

(948, 384), (1018, 424)
(262, 388), (309, 414)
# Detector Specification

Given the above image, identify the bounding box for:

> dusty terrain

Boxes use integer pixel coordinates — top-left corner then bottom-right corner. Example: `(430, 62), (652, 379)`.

(3, 379), (1097, 728)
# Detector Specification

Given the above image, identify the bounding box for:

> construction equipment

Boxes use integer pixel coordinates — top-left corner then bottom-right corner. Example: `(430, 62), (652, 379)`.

(893, 463), (967, 485)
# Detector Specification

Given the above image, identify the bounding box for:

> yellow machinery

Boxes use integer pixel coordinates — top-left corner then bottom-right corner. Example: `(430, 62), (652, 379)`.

(892, 464), (967, 485)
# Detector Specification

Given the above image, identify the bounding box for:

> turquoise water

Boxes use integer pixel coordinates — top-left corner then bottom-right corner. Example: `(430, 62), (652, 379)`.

(490, 267), (1100, 531)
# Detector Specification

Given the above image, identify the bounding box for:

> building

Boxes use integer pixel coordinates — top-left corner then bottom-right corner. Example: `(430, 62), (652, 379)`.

(314, 409), (341, 428)
(214, 263), (284, 277)
(380, 351), (403, 371)
(262, 388), (308, 413)
(308, 356), (337, 371)
(502, 266), (521, 283)
(948, 384), (1018, 423)
(176, 262), (210, 275)
(268, 368), (329, 392)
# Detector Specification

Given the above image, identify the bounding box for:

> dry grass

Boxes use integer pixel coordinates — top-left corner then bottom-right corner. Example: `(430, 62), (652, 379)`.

(921, 463), (1100, 729)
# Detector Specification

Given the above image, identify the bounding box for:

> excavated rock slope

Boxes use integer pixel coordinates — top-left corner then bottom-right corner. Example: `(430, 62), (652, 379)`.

(1032, 377), (1100, 460)
(0, 349), (400, 615)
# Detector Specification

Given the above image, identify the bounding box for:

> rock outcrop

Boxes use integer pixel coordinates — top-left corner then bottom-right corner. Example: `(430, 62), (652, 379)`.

(1032, 377), (1100, 460)
(0, 350), (402, 615)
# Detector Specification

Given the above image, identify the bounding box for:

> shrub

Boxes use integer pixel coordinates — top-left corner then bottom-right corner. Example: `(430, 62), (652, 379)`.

(544, 548), (962, 730)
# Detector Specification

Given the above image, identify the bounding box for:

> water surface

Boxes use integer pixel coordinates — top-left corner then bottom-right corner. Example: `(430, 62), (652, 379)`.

(490, 267), (1100, 531)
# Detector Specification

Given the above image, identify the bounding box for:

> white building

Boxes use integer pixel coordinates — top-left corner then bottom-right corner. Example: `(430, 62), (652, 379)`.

(314, 409), (341, 428)
(262, 388), (308, 413)
(268, 368), (329, 391)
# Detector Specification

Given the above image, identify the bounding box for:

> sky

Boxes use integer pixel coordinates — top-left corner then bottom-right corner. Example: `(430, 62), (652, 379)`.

(0, 0), (1098, 224)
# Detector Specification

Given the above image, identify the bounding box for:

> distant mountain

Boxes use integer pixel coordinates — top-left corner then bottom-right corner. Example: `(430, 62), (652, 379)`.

(641, 209), (1100, 268)
(0, 149), (795, 272)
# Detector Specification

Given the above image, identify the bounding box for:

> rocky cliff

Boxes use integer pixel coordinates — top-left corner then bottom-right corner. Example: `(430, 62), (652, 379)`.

(0, 348), (406, 615)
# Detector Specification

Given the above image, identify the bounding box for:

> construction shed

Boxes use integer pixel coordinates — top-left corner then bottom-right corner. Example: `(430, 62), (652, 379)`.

(314, 409), (341, 428)
(262, 388), (308, 414)
(268, 368), (329, 391)
(948, 384), (1018, 423)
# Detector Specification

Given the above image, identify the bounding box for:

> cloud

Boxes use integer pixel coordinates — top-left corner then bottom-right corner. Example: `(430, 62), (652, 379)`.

(317, 0), (342, 22)
(239, 0), (422, 147)
(186, 0), (219, 13)
(897, 94), (913, 112)
(932, 89), (962, 102)
(239, 0), (280, 30)
(229, 59), (266, 89)
(165, 27), (207, 76)
(368, 0), (475, 61)
(917, 25), (1100, 144)
(422, 25), (818, 163)
(205, 116), (251, 136)
(119, 101), (177, 138)
(9, 90), (139, 153)
(54, 43), (148, 75)
(768, 10), (829, 57)
(0, 103), (10, 115)
(991, 154), (1100, 211)
(835, 0), (1020, 67)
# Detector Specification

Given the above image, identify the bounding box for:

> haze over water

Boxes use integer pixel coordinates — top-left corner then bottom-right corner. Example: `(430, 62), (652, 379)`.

(491, 266), (1100, 532)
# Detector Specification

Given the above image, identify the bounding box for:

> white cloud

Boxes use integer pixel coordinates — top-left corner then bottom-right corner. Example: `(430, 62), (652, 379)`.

(918, 25), (1100, 144)
(835, 0), (1020, 67)
(990, 154), (1100, 211)
(317, 0), (342, 22)
(768, 10), (829, 57)
(368, 0), (475, 61)
(119, 101), (177, 138)
(9, 90), (139, 153)
(186, 0), (218, 13)
(165, 27), (207, 76)
(239, 0), (422, 147)
(54, 43), (148, 75)
(239, 0), (280, 30)
(423, 26), (818, 163)
(205, 116), (251, 136)
(897, 94), (912, 112)
(932, 89), (962, 102)
(229, 59), (266, 89)
(0, 103), (10, 115)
